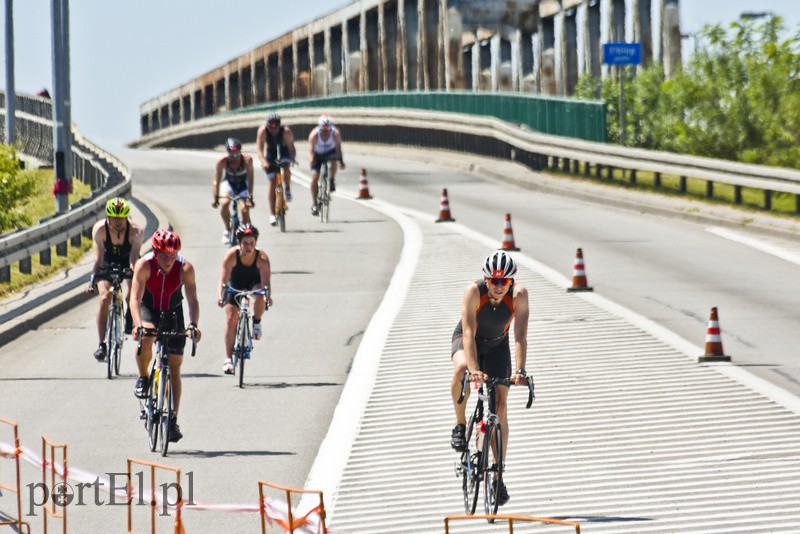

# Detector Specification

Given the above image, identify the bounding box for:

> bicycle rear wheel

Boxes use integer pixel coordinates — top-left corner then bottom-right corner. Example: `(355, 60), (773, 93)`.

(147, 368), (159, 452)
(482, 421), (503, 521)
(321, 197), (330, 222)
(238, 320), (250, 388)
(159, 368), (172, 457)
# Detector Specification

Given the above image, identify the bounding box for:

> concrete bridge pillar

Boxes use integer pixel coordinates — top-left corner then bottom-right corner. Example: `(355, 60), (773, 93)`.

(633, 0), (653, 68)
(378, 3), (388, 90)
(471, 37), (479, 91)
(323, 26), (333, 95)
(662, 0), (682, 79)
(443, 1), (463, 90)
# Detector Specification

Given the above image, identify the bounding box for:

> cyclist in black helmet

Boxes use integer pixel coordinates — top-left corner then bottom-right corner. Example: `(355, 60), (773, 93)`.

(86, 197), (145, 360)
(212, 137), (255, 244)
(449, 250), (530, 507)
(256, 113), (297, 226)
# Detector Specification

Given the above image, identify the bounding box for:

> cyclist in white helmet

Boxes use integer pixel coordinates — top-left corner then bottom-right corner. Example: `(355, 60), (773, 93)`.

(308, 113), (345, 216)
(449, 250), (530, 507)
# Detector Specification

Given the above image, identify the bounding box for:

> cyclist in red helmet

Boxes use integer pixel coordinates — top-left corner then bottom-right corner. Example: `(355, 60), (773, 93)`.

(212, 137), (255, 244)
(86, 197), (144, 361)
(130, 230), (203, 443)
(216, 224), (272, 374)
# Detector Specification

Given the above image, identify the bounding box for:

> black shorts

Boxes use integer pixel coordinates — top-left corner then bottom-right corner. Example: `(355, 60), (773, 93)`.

(267, 157), (292, 176)
(451, 335), (512, 379)
(311, 149), (337, 172)
(140, 305), (186, 355)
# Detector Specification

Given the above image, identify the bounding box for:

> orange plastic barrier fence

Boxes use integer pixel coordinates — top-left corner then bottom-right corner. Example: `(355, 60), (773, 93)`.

(258, 481), (327, 533)
(0, 418), (31, 533)
(127, 458), (183, 534)
(444, 514), (581, 533)
(41, 434), (68, 534)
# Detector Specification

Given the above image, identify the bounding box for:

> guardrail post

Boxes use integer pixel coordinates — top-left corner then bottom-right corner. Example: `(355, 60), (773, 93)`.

(679, 176), (687, 193)
(583, 162), (591, 177)
(572, 160), (579, 174)
(40, 248), (52, 266)
(795, 194), (800, 214)
(595, 164), (603, 179)
(19, 256), (32, 275)
(706, 180), (713, 198)
(561, 157), (570, 173)
(629, 168), (637, 185)
(70, 233), (81, 247)
(654, 172), (661, 188)
(734, 185), (743, 204)
(606, 165), (614, 180)
(56, 242), (68, 257)
(0, 265), (9, 283)
(764, 190), (772, 210)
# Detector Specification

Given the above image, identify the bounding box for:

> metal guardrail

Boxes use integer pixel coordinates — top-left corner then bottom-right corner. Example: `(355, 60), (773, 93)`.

(0, 92), (132, 283)
(131, 106), (800, 214)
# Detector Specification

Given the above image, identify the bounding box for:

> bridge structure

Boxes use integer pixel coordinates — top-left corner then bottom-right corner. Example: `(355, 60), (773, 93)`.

(139, 0), (682, 136)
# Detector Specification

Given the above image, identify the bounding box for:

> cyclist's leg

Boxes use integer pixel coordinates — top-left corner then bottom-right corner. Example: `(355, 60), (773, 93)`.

(310, 154), (322, 204)
(223, 301), (238, 360)
(236, 194), (251, 225)
(123, 278), (134, 333)
(219, 192), (232, 233)
(95, 280), (113, 344)
(281, 159), (292, 195)
(330, 159), (339, 182)
(451, 348), (470, 426)
(167, 353), (184, 416)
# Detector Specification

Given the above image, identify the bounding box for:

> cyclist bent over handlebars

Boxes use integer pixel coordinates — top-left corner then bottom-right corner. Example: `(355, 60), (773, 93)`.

(212, 138), (255, 244)
(308, 114), (345, 216)
(450, 250), (529, 507)
(130, 230), (202, 443)
(256, 113), (297, 226)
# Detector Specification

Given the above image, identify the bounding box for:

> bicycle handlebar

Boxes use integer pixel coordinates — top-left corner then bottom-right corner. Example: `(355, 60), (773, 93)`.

(225, 286), (270, 311)
(457, 370), (535, 409)
(135, 327), (198, 357)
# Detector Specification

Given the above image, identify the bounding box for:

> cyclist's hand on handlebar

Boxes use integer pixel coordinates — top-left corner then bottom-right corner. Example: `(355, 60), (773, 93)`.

(132, 326), (143, 341)
(511, 372), (528, 386)
(468, 370), (487, 383)
(339, 159), (346, 170)
(188, 324), (202, 343)
(212, 198), (220, 208)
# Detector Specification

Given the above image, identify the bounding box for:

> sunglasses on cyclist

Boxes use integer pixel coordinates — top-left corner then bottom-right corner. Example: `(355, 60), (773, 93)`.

(486, 277), (512, 287)
(267, 121), (280, 129)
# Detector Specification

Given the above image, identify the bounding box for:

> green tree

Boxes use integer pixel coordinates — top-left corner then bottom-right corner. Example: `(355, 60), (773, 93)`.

(0, 144), (36, 231)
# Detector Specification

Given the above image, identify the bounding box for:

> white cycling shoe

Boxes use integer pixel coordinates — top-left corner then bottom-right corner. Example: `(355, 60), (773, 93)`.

(221, 230), (230, 244)
(223, 359), (234, 374)
(252, 322), (262, 340)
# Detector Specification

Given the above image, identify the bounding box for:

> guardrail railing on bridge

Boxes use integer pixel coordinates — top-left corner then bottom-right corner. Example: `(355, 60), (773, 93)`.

(0, 92), (132, 284)
(131, 107), (800, 217)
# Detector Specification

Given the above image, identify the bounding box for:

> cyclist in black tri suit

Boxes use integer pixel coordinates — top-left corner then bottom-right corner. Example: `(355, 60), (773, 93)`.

(217, 224), (272, 374)
(87, 198), (144, 361)
(449, 250), (530, 507)
(212, 137), (255, 244)
(256, 113), (297, 226)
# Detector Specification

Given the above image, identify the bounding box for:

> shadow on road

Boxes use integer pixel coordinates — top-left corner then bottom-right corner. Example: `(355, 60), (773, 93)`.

(168, 449), (296, 458)
(242, 381), (340, 389)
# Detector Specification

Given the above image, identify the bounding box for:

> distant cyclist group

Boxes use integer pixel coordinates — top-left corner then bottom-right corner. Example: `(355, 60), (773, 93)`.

(85, 111), (531, 509)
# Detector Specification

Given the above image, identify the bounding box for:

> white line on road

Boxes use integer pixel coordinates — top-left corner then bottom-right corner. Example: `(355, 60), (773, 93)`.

(707, 226), (800, 265)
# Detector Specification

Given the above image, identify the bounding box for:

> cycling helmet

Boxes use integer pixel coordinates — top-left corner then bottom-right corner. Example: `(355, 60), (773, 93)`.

(151, 230), (181, 254)
(318, 114), (334, 129)
(225, 137), (242, 154)
(482, 250), (517, 278)
(105, 197), (130, 218)
(267, 113), (281, 127)
(235, 223), (259, 241)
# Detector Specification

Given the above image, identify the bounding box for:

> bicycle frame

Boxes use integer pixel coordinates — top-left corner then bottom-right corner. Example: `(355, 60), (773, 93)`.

(103, 265), (132, 380)
(225, 287), (269, 388)
(317, 159), (331, 223)
(456, 371), (535, 521)
(273, 162), (287, 232)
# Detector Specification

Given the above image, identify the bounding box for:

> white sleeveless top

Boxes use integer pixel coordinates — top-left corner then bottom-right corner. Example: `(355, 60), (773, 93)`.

(313, 127), (337, 154)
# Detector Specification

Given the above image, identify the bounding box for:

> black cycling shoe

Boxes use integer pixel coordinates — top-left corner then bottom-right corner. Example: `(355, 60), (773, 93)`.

(329, 179), (336, 192)
(450, 424), (467, 452)
(134, 376), (149, 399)
(93, 343), (107, 362)
(169, 418), (183, 442)
(495, 480), (510, 506)
(311, 204), (319, 216)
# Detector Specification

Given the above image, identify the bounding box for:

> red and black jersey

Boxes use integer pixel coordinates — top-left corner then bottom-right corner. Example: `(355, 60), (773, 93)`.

(141, 252), (184, 311)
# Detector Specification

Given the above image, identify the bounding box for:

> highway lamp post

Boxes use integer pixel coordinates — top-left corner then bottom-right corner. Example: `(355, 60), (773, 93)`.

(3, 0), (15, 146)
(50, 0), (72, 214)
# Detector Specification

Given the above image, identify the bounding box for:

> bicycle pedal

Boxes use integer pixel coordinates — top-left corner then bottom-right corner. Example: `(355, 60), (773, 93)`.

(139, 410), (146, 420)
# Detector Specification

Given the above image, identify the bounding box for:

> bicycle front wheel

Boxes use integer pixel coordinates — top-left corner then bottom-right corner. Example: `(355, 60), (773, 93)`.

(238, 316), (250, 388)
(113, 301), (123, 376)
(482, 421), (503, 520)
(159, 368), (173, 457)
(462, 415), (480, 515)
(321, 198), (330, 222)
(147, 369), (159, 452)
(105, 304), (116, 379)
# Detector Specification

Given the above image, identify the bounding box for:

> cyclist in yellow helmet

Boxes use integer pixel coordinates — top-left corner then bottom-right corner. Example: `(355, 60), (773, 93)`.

(86, 197), (144, 361)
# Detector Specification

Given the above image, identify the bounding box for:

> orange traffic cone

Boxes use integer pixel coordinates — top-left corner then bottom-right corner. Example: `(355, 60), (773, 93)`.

(435, 188), (456, 222)
(566, 248), (593, 292)
(698, 307), (731, 362)
(500, 213), (520, 251)
(356, 168), (372, 199)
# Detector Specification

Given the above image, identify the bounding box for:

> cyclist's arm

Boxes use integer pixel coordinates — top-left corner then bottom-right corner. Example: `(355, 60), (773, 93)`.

(461, 283), (484, 381)
(244, 155), (255, 199)
(307, 129), (317, 165)
(512, 285), (530, 384)
(87, 220), (105, 290)
(334, 130), (344, 162)
(128, 222), (144, 268)
(217, 249), (235, 305)
(283, 127), (297, 161)
(258, 250), (272, 293)
(129, 257), (150, 338)
(256, 126), (268, 170)
(182, 261), (202, 342)
(212, 158), (224, 206)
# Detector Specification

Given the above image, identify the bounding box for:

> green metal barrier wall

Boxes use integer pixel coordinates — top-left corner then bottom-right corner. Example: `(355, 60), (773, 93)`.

(235, 91), (606, 143)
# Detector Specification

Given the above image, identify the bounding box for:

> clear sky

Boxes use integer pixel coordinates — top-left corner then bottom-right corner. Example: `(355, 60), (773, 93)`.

(1, 0), (798, 152)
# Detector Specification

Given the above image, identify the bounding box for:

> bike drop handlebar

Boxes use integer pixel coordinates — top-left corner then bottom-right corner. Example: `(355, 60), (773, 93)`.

(225, 286), (270, 311)
(135, 327), (198, 357)
(457, 370), (536, 409)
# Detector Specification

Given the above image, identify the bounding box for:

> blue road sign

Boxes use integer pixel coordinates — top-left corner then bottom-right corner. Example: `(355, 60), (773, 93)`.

(603, 43), (642, 66)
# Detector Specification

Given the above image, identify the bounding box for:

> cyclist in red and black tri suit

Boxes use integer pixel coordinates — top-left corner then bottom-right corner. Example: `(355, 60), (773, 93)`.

(449, 250), (530, 507)
(217, 224), (272, 374)
(87, 198), (144, 361)
(130, 230), (202, 442)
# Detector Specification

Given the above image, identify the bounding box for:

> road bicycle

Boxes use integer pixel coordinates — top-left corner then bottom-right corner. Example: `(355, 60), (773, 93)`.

(273, 161), (288, 233)
(455, 371), (535, 521)
(316, 158), (333, 223)
(218, 194), (251, 246)
(103, 265), (132, 380)
(137, 315), (196, 457)
(225, 286), (269, 388)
